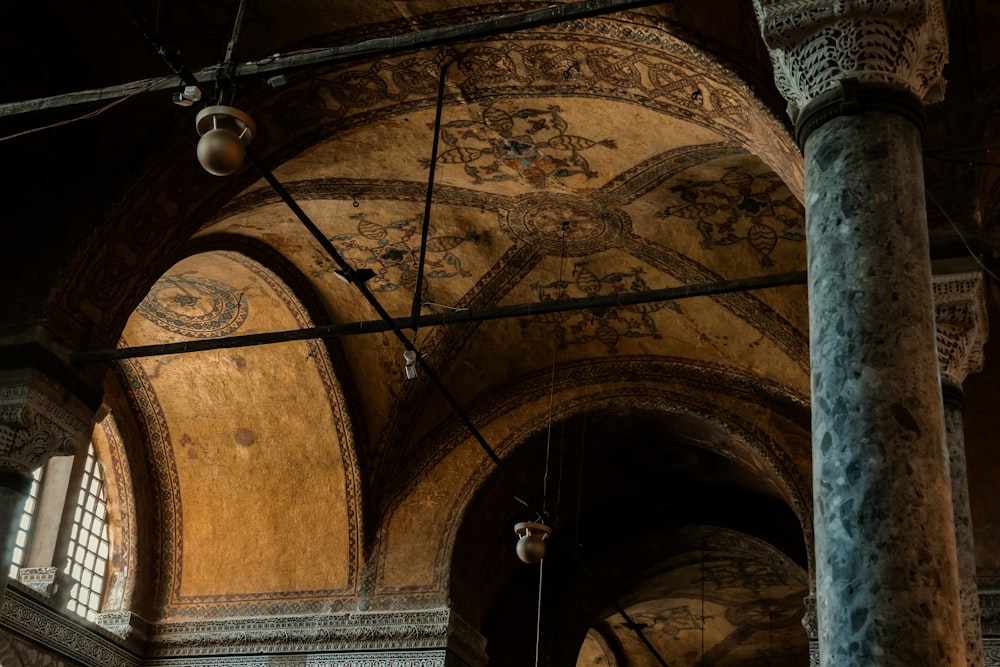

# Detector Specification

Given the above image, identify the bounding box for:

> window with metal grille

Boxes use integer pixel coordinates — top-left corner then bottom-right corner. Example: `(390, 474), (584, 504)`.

(8, 467), (43, 578)
(62, 443), (111, 621)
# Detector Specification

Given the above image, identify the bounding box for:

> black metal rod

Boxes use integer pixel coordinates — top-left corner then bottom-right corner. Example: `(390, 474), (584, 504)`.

(1, 0), (666, 120)
(71, 270), (807, 363)
(411, 63), (449, 328)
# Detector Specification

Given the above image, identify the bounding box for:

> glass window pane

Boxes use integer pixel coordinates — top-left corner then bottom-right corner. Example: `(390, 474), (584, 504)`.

(61, 442), (112, 622)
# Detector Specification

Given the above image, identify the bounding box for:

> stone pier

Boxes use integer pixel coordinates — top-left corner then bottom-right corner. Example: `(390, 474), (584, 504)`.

(753, 1), (966, 664)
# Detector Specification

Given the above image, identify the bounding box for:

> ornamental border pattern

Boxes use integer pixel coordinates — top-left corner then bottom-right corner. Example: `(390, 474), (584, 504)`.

(1, 584), (140, 667)
(1, 587), (479, 666)
(147, 609), (453, 657)
(373, 145), (808, 500)
(986, 637), (1000, 667)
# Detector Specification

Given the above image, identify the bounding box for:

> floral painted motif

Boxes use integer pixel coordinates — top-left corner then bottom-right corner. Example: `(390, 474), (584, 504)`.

(320, 213), (476, 294)
(660, 166), (804, 267)
(423, 104), (616, 187)
(521, 264), (665, 352)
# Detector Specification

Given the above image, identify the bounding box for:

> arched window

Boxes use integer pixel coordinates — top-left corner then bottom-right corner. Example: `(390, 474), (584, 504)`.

(9, 441), (112, 623)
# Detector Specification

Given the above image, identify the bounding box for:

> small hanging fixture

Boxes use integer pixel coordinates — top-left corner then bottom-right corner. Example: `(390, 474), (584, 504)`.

(195, 105), (256, 176)
(514, 521), (551, 564)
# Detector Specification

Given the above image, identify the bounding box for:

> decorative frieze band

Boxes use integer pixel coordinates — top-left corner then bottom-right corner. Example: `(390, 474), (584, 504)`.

(752, 0), (948, 122)
(142, 650), (448, 667)
(0, 378), (93, 475)
(934, 272), (989, 387)
(1, 585), (486, 667)
(145, 608), (481, 658)
(1, 582), (140, 667)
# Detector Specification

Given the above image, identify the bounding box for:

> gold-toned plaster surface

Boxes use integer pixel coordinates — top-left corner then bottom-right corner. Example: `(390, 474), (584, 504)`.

(121, 252), (357, 604)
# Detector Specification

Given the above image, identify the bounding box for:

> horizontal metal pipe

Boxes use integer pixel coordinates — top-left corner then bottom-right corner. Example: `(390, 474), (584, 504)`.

(72, 270), (806, 363)
(1, 0), (664, 120)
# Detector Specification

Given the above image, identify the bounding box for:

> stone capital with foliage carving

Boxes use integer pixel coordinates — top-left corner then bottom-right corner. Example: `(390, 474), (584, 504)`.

(934, 272), (989, 388)
(752, 0), (948, 121)
(0, 377), (93, 475)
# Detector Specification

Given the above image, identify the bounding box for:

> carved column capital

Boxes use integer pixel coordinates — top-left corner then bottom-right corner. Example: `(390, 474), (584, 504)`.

(16, 567), (59, 598)
(0, 375), (93, 476)
(752, 0), (948, 122)
(934, 272), (989, 388)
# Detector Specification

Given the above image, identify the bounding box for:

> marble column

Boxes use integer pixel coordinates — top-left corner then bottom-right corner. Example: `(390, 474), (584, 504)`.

(934, 272), (990, 667)
(0, 373), (93, 600)
(752, 1), (966, 664)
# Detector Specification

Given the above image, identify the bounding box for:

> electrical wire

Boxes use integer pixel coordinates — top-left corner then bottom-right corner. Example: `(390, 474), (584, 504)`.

(0, 89), (148, 143)
(223, 0), (248, 66)
(541, 234), (567, 517)
(701, 547), (706, 666)
(574, 413), (587, 550)
(535, 557), (545, 667)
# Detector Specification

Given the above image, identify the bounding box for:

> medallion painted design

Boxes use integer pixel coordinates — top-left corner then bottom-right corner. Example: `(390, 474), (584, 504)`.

(659, 166), (804, 267)
(321, 213), (477, 294)
(521, 264), (664, 352)
(423, 103), (616, 187)
(503, 193), (629, 256)
(136, 274), (249, 338)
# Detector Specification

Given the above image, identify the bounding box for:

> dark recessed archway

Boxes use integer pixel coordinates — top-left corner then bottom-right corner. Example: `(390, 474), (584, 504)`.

(448, 407), (807, 667)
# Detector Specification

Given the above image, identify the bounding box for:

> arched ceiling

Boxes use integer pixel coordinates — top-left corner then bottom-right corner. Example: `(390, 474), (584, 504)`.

(119, 251), (361, 618)
(191, 26), (810, 482)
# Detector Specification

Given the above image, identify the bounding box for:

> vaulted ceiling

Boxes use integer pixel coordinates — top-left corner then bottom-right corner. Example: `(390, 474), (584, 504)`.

(5, 1), (1000, 666)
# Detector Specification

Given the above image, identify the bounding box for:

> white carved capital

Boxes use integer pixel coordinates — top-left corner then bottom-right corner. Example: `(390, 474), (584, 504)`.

(934, 272), (989, 387)
(0, 378), (93, 475)
(752, 0), (948, 121)
(16, 566), (59, 598)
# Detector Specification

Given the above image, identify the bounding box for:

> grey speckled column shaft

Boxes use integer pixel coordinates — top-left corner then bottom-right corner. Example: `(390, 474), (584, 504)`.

(805, 111), (965, 665)
(943, 385), (985, 667)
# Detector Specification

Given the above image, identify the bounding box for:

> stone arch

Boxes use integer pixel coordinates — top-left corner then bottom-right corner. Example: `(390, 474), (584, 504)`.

(376, 356), (811, 606)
